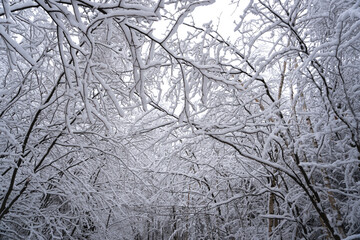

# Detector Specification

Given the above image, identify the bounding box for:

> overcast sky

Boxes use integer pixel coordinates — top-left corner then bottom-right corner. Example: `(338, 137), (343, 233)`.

(192, 0), (241, 35)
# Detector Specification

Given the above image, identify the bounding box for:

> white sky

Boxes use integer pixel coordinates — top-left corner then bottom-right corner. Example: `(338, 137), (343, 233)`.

(191, 0), (243, 36)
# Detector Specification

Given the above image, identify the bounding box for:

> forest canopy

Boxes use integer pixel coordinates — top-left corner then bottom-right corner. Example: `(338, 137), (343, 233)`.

(0, 0), (359, 239)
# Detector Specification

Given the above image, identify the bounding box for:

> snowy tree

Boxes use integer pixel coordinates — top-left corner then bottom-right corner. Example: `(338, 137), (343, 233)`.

(1, 0), (359, 239)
